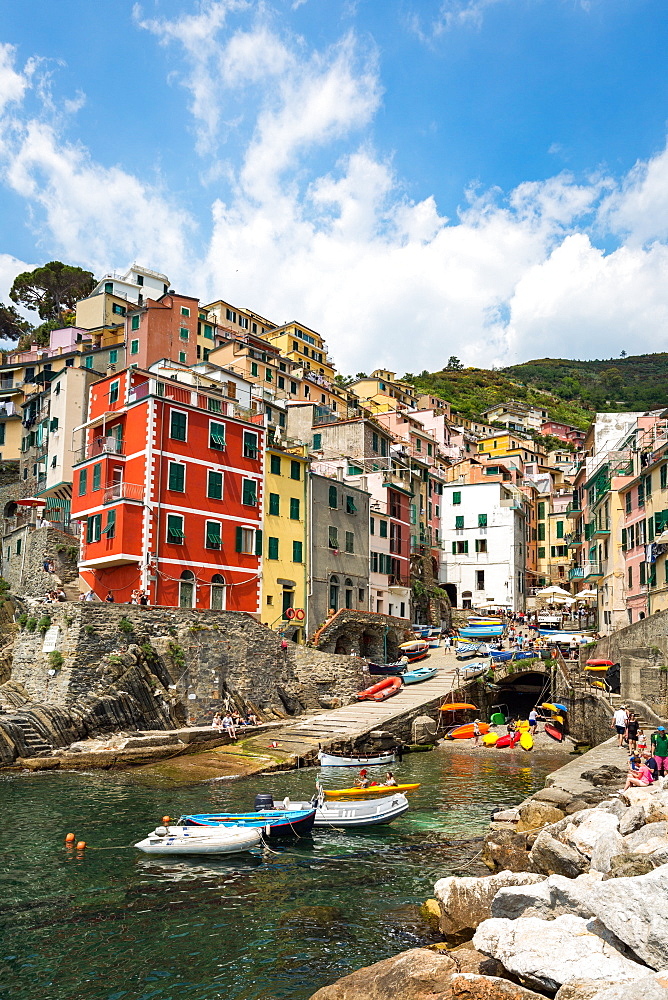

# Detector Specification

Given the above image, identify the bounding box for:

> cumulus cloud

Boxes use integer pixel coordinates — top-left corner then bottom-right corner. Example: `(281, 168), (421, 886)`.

(2, 18), (668, 376)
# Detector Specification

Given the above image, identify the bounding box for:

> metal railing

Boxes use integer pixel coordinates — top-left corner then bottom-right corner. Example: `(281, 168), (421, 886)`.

(103, 482), (144, 503)
(568, 566), (584, 581)
(74, 437), (125, 465)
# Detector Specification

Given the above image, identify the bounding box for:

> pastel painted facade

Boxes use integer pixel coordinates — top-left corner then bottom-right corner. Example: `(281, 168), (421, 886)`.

(262, 444), (309, 640)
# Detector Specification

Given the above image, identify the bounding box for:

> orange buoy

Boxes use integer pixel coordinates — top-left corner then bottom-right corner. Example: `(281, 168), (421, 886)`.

(162, 816), (171, 824)
(76, 841), (86, 850)
(65, 833), (75, 843)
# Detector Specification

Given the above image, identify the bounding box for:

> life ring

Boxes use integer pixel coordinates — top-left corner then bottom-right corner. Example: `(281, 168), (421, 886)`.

(284, 608), (296, 620)
(294, 609), (305, 621)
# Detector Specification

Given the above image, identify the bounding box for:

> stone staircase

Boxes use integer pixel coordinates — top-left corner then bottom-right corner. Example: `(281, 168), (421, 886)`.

(7, 716), (52, 755)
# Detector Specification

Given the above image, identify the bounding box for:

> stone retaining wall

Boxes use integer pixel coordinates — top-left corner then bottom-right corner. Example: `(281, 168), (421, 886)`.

(587, 611), (668, 716)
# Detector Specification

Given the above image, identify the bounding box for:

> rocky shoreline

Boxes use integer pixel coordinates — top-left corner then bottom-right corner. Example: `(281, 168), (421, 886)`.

(308, 738), (668, 1000)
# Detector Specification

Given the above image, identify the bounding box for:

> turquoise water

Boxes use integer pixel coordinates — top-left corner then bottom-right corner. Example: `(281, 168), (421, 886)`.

(0, 744), (569, 1000)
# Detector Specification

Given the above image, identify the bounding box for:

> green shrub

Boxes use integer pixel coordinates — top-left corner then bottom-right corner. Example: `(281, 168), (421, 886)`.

(48, 650), (64, 669)
(140, 643), (156, 660)
(17, 613), (28, 630)
(168, 642), (185, 668)
(83, 623), (95, 636)
(118, 617), (133, 635)
(25, 617), (38, 632)
(108, 654), (123, 666)
(37, 615), (52, 635)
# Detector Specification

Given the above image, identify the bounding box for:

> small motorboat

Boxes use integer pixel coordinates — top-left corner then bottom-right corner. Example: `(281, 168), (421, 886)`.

(180, 804), (317, 839)
(323, 782), (420, 800)
(367, 661), (406, 676)
(456, 642), (489, 660)
(357, 676), (403, 702)
(317, 748), (395, 767)
(287, 792), (410, 827)
(458, 662), (488, 680)
(447, 722), (490, 740)
(399, 640), (430, 656)
(459, 626), (504, 639)
(427, 639), (441, 649)
(402, 665), (438, 684)
(135, 825), (262, 856)
(545, 722), (563, 742)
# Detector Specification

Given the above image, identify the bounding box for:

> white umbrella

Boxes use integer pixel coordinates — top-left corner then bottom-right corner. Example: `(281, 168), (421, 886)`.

(576, 589), (598, 601)
(535, 585), (571, 596)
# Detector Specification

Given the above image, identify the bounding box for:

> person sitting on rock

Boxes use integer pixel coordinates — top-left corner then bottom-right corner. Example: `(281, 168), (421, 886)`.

(211, 713), (223, 730)
(621, 755), (654, 791)
(222, 714), (237, 739)
(245, 710), (259, 726)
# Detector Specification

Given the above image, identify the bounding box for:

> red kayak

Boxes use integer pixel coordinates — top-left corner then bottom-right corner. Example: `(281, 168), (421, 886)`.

(357, 677), (402, 702)
(545, 722), (563, 742)
(496, 731), (521, 748)
(585, 659), (613, 667)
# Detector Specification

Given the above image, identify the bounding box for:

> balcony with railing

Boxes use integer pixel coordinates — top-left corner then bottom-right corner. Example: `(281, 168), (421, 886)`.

(73, 436), (125, 466)
(565, 531), (582, 548)
(382, 469), (414, 493)
(566, 496), (582, 517)
(583, 561), (603, 579)
(593, 516), (611, 536)
(568, 565), (585, 581)
(103, 482), (144, 504)
(388, 574), (411, 590)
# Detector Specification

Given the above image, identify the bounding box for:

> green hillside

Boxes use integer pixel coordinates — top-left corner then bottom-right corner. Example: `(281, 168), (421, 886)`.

(406, 352), (668, 430)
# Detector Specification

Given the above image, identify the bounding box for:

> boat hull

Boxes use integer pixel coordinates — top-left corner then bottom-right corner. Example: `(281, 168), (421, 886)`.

(317, 749), (395, 767)
(289, 794), (410, 827)
(323, 782), (419, 799)
(357, 676), (402, 701)
(519, 733), (533, 751)
(181, 809), (316, 839)
(399, 640), (430, 655)
(367, 661), (406, 676)
(448, 723), (490, 740)
(402, 666), (437, 684)
(545, 723), (563, 742)
(135, 825), (262, 855)
(459, 627), (504, 639)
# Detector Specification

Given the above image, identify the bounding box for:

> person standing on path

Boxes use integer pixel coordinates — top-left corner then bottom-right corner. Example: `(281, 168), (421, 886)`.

(528, 706), (539, 737)
(612, 705), (628, 748)
(650, 726), (668, 776)
(626, 712), (639, 754)
(473, 719), (481, 746)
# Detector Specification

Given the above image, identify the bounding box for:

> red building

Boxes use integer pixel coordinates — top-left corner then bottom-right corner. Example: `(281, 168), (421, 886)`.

(70, 366), (264, 610)
(126, 292), (199, 370)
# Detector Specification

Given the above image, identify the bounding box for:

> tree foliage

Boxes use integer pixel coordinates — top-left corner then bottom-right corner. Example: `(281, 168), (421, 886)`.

(10, 261), (95, 323)
(0, 302), (33, 342)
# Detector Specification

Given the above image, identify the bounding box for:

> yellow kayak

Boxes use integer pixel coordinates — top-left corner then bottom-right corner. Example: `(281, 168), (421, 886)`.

(323, 783), (420, 800)
(551, 714), (564, 725)
(519, 732), (533, 751)
(541, 702), (558, 712)
(482, 732), (499, 746)
(518, 720), (530, 731)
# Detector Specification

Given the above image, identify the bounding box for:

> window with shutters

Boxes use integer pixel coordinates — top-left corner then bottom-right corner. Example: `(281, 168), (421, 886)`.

(250, 362), (258, 377)
(476, 570), (485, 590)
(640, 562), (646, 585)
(648, 516), (655, 542)
(168, 462), (185, 492)
(86, 514), (102, 543)
(557, 520), (564, 539)
(290, 461), (300, 480)
(130, 340), (139, 355)
(452, 540), (468, 554)
(346, 495), (357, 514)
(269, 493), (280, 516)
(78, 468), (87, 496)
(235, 526), (258, 554)
(328, 484), (338, 508)
(109, 381), (119, 404)
(372, 432), (379, 453)
(662, 464), (668, 490)
(208, 397), (222, 413)
(452, 491), (461, 505)
(179, 327), (189, 341)
(313, 433), (322, 450)
(243, 431), (258, 458)
(475, 538), (487, 553)
(205, 521), (221, 549)
(92, 464), (101, 491)
(538, 523), (545, 541)
(625, 491), (632, 514)
(621, 528), (627, 550)
(379, 520), (388, 538)
(292, 540), (303, 562)
(345, 531), (354, 553)
(290, 497), (300, 520)
(537, 501), (545, 519)
(242, 479), (257, 506)
(628, 566), (633, 588)
(455, 515), (464, 529)
(270, 454), (281, 475)
(538, 546), (545, 558)
(170, 409), (187, 442)
(478, 513), (487, 527)
(328, 526), (338, 549)
(103, 509), (116, 539)
(207, 470), (223, 500)
(131, 314), (140, 331)
(209, 421), (226, 449)
(268, 537), (279, 560)
(167, 514), (184, 543)
(646, 474), (652, 497)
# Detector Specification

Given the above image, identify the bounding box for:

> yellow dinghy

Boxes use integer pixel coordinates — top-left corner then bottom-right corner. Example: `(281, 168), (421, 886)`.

(323, 783), (420, 800)
(519, 732), (533, 751)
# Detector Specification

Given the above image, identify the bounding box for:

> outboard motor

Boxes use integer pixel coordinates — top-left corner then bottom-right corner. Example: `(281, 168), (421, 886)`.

(254, 793), (274, 810)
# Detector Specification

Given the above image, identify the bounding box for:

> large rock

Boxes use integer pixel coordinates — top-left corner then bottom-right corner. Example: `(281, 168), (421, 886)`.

(529, 827), (588, 878)
(606, 853), (660, 879)
(619, 802), (646, 836)
(307, 947), (457, 1000)
(473, 914), (649, 992)
(533, 787), (573, 807)
(529, 809), (626, 876)
(624, 821), (668, 851)
(434, 871), (545, 937)
(450, 973), (548, 1000)
(491, 872), (602, 921)
(517, 800), (566, 832)
(567, 811), (623, 869)
(482, 828), (531, 873)
(645, 793), (668, 824)
(592, 969), (668, 1000)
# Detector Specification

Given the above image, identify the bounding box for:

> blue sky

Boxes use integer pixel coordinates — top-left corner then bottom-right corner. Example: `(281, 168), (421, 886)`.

(2, 0), (668, 374)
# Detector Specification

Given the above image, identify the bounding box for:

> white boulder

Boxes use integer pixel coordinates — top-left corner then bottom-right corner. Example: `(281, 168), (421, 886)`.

(434, 870), (544, 936)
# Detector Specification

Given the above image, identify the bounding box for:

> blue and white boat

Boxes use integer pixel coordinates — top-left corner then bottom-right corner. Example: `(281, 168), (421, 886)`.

(458, 662), (489, 680)
(491, 649), (539, 663)
(456, 642), (489, 660)
(180, 806), (316, 839)
(459, 626), (504, 639)
(402, 665), (438, 684)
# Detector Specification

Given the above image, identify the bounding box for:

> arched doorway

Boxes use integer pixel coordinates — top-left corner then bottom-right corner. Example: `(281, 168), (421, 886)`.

(462, 590), (472, 610)
(179, 570), (195, 608)
(344, 578), (353, 609)
(329, 575), (339, 612)
(443, 583), (457, 607)
(211, 573), (226, 610)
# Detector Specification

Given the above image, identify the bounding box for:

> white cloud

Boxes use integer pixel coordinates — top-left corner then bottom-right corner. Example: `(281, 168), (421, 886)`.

(2, 20), (668, 378)
(0, 43), (31, 115)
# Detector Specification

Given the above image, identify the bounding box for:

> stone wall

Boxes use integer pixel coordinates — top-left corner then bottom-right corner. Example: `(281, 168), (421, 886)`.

(1, 525), (79, 597)
(582, 611), (668, 717)
(312, 608), (413, 660)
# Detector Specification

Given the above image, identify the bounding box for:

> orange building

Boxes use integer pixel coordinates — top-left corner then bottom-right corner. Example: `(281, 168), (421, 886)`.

(126, 293), (199, 371)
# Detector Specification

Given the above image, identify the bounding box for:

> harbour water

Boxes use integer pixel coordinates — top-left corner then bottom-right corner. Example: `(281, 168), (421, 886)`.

(0, 743), (570, 1000)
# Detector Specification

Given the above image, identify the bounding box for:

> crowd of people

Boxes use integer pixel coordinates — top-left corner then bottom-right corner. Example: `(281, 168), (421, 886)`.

(612, 704), (668, 791)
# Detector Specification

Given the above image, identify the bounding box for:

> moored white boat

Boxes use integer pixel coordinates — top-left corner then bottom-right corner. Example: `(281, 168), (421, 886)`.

(317, 748), (395, 767)
(135, 825), (262, 855)
(287, 792), (410, 827)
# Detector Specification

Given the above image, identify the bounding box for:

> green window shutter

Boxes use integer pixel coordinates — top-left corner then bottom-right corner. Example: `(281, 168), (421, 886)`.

(538, 501), (545, 519)
(207, 471), (223, 500)
(270, 454), (281, 475)
(92, 464), (101, 490)
(475, 539), (480, 552)
(255, 529), (263, 556)
(243, 431), (258, 458)
(538, 523), (545, 541)
(640, 562), (646, 585)
(268, 537), (279, 560)
(102, 509), (116, 537)
(179, 327), (189, 340)
(538, 546), (545, 558)
(346, 495), (357, 514)
(648, 516), (655, 542)
(235, 526), (243, 552)
(646, 474), (652, 496)
(329, 526), (338, 548)
(551, 546), (556, 557)
(78, 469), (87, 495)
(109, 349), (118, 364)
(313, 433), (322, 450)
(269, 493), (280, 516)
(328, 484), (338, 508)
(242, 480), (257, 506)
(206, 523), (221, 548)
(290, 461), (300, 480)
(131, 314), (140, 331)
(556, 520), (564, 539)
(621, 528), (627, 551)
(452, 542), (457, 554)
(478, 513), (487, 527)
(167, 515), (184, 542)
(379, 521), (388, 538)
(290, 497), (300, 520)
(130, 340), (139, 355)
(170, 410), (187, 441)
(250, 362), (258, 376)
(169, 463), (185, 491)
(109, 382), (119, 404)
(452, 491), (461, 505)
(455, 515), (464, 529)
(292, 540), (303, 563)
(209, 422), (226, 448)
(345, 531), (354, 553)
(463, 540), (469, 553)
(662, 464), (668, 490)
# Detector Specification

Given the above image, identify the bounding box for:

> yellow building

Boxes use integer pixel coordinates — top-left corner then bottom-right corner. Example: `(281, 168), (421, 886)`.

(477, 432), (546, 465)
(259, 322), (336, 381)
(350, 370), (418, 413)
(535, 493), (572, 591)
(262, 443), (309, 641)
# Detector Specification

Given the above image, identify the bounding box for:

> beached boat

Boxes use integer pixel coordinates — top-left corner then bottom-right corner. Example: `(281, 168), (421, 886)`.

(458, 662), (488, 680)
(456, 642), (489, 660)
(439, 702), (478, 712)
(402, 665), (438, 684)
(357, 676), (403, 702)
(584, 659), (613, 672)
(399, 640), (430, 656)
(447, 722), (490, 740)
(490, 649), (537, 663)
(135, 824), (262, 856)
(317, 748), (396, 767)
(519, 732), (533, 751)
(286, 793), (410, 827)
(367, 661), (406, 676)
(181, 806), (316, 839)
(459, 626), (504, 639)
(323, 782), (420, 799)
(545, 722), (563, 742)
(496, 732), (521, 749)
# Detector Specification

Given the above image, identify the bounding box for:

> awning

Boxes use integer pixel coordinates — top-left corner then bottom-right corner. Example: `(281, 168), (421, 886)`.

(46, 497), (71, 510)
(15, 497), (46, 507)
